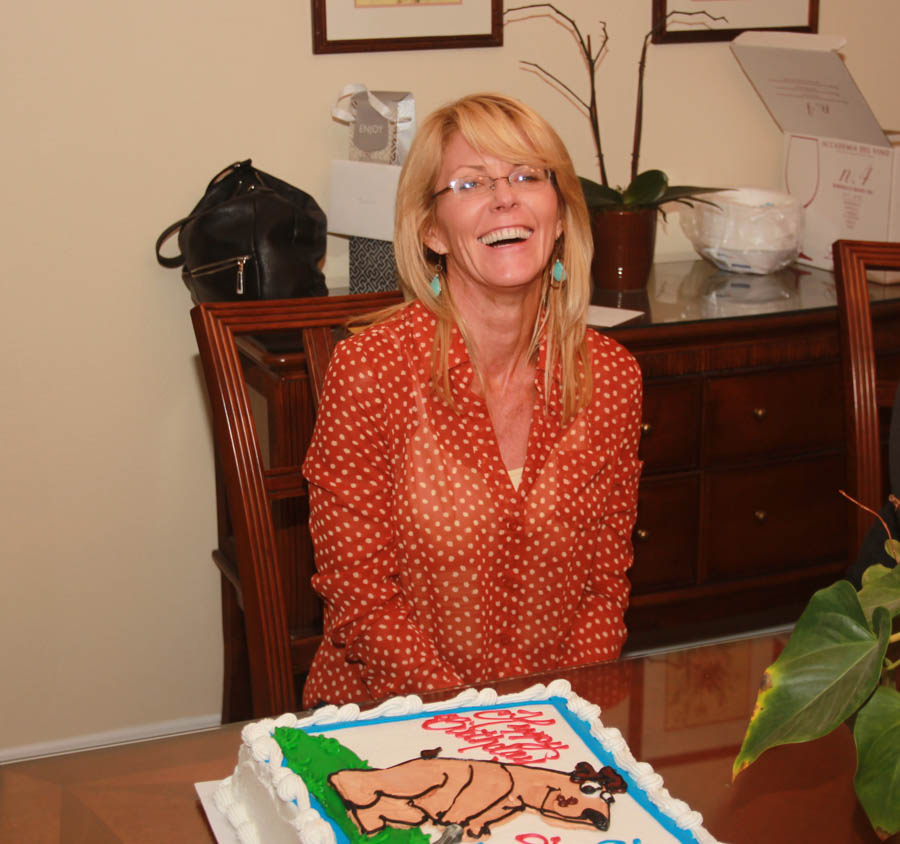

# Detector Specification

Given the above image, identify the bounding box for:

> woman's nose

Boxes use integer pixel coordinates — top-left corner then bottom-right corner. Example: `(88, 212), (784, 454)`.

(489, 178), (518, 207)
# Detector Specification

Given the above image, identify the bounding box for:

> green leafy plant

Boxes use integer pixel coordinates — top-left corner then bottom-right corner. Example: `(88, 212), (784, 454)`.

(733, 500), (900, 840)
(504, 4), (727, 214)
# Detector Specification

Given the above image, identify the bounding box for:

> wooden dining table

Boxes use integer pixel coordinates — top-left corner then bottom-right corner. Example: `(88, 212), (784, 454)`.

(0, 630), (891, 844)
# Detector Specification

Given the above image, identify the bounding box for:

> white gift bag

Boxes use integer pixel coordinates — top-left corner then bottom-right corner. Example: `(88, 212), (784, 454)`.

(332, 84), (416, 166)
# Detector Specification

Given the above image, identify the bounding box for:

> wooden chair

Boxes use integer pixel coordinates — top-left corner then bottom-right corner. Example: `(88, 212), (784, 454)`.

(832, 239), (900, 559)
(192, 292), (402, 720)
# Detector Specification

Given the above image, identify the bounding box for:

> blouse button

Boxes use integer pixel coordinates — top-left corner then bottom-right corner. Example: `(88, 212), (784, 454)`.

(500, 573), (519, 591)
(503, 515), (523, 533)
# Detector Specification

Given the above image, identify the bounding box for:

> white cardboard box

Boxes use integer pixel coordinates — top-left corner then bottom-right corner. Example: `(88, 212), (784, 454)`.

(328, 159), (400, 241)
(731, 32), (900, 270)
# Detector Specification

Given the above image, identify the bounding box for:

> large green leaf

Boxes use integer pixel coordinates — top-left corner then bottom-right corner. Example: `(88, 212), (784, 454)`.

(733, 582), (890, 778)
(579, 176), (625, 209)
(622, 169), (668, 206)
(579, 174), (728, 210)
(853, 685), (900, 838)
(659, 185), (728, 203)
(862, 563), (895, 587)
(857, 563), (900, 622)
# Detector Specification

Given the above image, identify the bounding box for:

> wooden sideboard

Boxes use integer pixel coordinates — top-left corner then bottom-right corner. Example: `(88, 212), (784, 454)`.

(607, 262), (900, 648)
(218, 262), (900, 675)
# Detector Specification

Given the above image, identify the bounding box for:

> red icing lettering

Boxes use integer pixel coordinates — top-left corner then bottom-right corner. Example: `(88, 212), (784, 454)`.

(421, 709), (568, 764)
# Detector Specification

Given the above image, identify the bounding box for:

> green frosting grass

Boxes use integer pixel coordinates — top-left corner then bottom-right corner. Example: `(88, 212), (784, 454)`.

(273, 727), (430, 844)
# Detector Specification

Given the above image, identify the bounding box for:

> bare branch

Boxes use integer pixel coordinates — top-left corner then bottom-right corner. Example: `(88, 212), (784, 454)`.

(632, 9), (727, 180)
(506, 6), (727, 187)
(520, 61), (590, 112)
(505, 3), (610, 185)
(654, 8), (728, 38)
(505, 4), (592, 60)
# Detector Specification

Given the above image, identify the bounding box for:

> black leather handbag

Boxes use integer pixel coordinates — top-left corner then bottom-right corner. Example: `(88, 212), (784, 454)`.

(155, 160), (328, 302)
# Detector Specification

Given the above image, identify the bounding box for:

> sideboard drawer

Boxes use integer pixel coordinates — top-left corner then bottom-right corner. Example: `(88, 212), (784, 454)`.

(639, 379), (702, 472)
(704, 455), (846, 581)
(630, 474), (700, 594)
(703, 364), (843, 464)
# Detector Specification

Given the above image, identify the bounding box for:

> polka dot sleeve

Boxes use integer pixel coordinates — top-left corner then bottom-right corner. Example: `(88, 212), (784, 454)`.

(557, 366), (642, 666)
(304, 337), (463, 703)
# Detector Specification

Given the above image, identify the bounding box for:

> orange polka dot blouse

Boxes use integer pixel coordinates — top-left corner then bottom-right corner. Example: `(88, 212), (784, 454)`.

(301, 301), (643, 707)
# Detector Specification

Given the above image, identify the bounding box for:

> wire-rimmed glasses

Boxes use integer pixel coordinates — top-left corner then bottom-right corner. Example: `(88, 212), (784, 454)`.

(433, 165), (553, 201)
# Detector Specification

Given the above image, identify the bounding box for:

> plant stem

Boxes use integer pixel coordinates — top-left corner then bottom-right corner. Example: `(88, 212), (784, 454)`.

(505, 3), (609, 185)
(506, 6), (726, 187)
(632, 28), (652, 181)
(632, 10), (727, 181)
(839, 489), (895, 542)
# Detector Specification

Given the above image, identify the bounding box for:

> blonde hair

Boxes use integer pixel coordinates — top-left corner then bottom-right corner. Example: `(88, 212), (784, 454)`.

(393, 92), (593, 423)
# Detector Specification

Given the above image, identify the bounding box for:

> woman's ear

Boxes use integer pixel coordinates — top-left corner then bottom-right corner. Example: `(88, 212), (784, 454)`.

(424, 224), (448, 256)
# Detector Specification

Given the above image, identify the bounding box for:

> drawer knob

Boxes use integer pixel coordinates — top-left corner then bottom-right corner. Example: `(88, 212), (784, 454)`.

(640, 422), (653, 436)
(634, 528), (650, 542)
(752, 407), (768, 420)
(753, 509), (768, 523)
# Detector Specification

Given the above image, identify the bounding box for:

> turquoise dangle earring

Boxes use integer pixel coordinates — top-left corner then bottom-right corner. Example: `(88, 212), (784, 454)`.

(551, 258), (567, 287)
(429, 252), (446, 297)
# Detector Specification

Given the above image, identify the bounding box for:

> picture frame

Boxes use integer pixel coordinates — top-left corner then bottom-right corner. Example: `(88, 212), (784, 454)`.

(651, 0), (819, 44)
(311, 0), (503, 54)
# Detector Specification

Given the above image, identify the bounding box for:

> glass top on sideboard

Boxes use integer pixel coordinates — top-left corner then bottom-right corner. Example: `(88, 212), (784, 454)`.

(330, 259), (900, 328)
(592, 259), (900, 328)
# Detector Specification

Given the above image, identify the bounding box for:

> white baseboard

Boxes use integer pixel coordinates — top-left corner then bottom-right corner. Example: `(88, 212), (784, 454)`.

(0, 713), (221, 765)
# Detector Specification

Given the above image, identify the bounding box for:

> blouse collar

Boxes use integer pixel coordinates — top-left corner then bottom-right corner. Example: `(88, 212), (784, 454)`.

(405, 300), (563, 396)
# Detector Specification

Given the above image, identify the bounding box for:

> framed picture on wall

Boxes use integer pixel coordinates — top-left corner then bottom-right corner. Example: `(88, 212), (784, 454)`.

(311, 0), (503, 54)
(651, 0), (819, 44)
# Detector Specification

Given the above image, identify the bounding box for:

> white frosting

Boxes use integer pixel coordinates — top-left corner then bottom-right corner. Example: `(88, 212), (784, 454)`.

(214, 679), (726, 844)
(213, 774), (261, 844)
(214, 744), (336, 844)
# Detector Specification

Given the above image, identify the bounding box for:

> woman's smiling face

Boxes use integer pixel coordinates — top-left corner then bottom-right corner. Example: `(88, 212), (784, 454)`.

(425, 132), (562, 298)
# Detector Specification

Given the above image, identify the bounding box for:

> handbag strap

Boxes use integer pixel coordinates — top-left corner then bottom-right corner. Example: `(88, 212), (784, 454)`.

(155, 217), (191, 268)
(155, 160), (257, 268)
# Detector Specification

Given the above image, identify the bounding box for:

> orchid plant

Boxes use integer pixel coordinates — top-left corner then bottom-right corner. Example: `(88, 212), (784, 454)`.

(504, 5), (726, 214)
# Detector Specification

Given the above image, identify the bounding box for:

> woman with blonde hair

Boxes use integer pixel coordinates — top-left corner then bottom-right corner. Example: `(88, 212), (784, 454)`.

(302, 93), (642, 707)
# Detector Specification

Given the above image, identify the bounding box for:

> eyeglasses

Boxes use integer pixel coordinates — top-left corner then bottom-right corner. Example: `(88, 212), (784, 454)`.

(433, 165), (553, 200)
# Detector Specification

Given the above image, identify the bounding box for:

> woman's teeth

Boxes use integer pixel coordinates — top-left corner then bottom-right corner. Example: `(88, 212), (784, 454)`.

(478, 227), (533, 246)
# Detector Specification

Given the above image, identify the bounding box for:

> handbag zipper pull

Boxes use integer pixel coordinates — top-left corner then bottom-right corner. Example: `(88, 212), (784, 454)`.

(236, 256), (246, 295)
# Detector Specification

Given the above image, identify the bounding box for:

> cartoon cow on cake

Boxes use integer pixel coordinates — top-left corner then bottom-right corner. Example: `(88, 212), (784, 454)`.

(328, 754), (627, 839)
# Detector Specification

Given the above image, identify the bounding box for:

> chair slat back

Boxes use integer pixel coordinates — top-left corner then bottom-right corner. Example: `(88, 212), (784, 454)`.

(832, 239), (900, 556)
(191, 292), (402, 717)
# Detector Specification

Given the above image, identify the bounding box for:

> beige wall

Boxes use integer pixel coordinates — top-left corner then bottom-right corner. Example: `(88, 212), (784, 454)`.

(2, 0), (898, 756)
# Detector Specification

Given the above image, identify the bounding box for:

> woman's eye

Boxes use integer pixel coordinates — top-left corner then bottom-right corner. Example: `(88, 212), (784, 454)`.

(457, 178), (484, 192)
(512, 168), (543, 184)
(580, 784), (599, 795)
